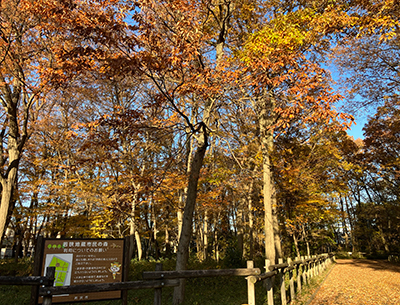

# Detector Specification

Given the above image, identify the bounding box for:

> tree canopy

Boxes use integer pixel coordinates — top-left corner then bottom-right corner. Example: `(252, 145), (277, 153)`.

(1, 1), (399, 302)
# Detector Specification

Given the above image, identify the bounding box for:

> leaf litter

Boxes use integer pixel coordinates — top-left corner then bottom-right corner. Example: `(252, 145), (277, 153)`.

(308, 259), (400, 305)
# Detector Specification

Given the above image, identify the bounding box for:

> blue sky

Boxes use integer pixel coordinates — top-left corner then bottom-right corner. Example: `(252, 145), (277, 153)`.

(347, 115), (367, 140)
(328, 66), (369, 141)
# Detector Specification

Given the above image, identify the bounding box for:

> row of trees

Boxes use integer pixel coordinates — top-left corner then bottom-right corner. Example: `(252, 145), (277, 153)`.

(333, 0), (400, 255)
(0, 0), (399, 302)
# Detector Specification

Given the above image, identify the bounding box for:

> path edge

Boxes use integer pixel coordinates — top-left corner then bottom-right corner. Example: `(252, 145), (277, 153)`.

(304, 261), (337, 305)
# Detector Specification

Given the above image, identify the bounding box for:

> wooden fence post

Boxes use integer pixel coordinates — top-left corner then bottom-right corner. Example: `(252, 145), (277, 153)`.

(246, 261), (255, 305)
(279, 258), (287, 305)
(31, 235), (44, 305)
(312, 255), (316, 278)
(154, 263), (163, 305)
(265, 259), (274, 305)
(122, 236), (130, 305)
(320, 256), (324, 271)
(288, 258), (295, 303)
(42, 267), (55, 305)
(296, 257), (301, 294)
(301, 256), (307, 285)
(319, 256), (323, 274)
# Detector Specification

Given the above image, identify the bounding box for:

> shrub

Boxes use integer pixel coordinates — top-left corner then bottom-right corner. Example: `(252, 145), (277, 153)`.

(222, 246), (245, 268)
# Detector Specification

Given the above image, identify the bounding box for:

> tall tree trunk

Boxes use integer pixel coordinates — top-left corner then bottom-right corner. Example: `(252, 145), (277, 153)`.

(135, 230), (142, 260)
(293, 234), (300, 258)
(339, 196), (349, 250)
(273, 203), (282, 259)
(173, 127), (208, 305)
(302, 225), (311, 256)
(306, 240), (311, 257)
(262, 147), (276, 264)
(165, 225), (171, 257)
(203, 210), (208, 260)
(0, 130), (23, 245)
(177, 192), (184, 252)
(0, 179), (16, 245)
(237, 200), (244, 258)
(214, 212), (220, 262)
(344, 195), (356, 252)
(196, 210), (208, 261)
(258, 91), (279, 264)
(247, 174), (257, 260)
(151, 202), (159, 260)
(129, 225), (137, 260)
(172, 0), (228, 300)
(195, 212), (203, 260)
(0, 39), (30, 245)
(176, 134), (192, 248)
(129, 199), (143, 261)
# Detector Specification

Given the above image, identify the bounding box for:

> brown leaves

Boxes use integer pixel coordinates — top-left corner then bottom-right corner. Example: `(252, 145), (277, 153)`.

(310, 260), (400, 305)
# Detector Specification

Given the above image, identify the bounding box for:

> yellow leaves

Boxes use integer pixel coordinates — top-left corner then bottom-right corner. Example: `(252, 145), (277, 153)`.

(91, 213), (113, 238)
(237, 8), (352, 137)
(354, 0), (400, 42)
(241, 7), (336, 65)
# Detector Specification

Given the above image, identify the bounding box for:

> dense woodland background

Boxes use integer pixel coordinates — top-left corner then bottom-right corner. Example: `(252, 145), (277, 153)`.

(0, 0), (399, 283)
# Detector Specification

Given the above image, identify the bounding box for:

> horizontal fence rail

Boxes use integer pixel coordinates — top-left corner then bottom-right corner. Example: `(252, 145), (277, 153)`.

(38, 279), (180, 295)
(0, 275), (54, 286)
(142, 267), (261, 280)
(0, 253), (335, 305)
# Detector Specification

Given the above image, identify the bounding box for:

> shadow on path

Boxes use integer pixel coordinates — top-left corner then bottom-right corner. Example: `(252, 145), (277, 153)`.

(336, 259), (400, 274)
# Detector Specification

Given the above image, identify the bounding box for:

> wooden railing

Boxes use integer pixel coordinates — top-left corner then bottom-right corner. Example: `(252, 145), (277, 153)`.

(142, 263), (261, 305)
(0, 265), (180, 305)
(246, 254), (335, 305)
(0, 268), (54, 287)
(0, 253), (335, 305)
(0, 266), (56, 305)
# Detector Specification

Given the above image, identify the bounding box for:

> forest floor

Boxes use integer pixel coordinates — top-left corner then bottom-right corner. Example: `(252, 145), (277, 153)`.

(307, 259), (400, 305)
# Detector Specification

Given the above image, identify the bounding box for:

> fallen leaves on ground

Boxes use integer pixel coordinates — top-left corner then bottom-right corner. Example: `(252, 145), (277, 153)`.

(309, 259), (400, 305)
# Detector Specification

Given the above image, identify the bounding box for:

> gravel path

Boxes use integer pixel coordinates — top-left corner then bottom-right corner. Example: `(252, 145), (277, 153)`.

(309, 259), (400, 305)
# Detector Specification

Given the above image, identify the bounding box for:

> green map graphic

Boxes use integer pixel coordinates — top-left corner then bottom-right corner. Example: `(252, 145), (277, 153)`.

(48, 256), (70, 286)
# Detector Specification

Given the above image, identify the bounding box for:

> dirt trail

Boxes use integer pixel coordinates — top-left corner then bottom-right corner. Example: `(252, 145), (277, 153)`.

(309, 259), (400, 305)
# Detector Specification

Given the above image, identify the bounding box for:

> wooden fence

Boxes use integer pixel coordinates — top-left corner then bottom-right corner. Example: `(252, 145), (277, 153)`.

(245, 254), (335, 305)
(0, 253), (335, 305)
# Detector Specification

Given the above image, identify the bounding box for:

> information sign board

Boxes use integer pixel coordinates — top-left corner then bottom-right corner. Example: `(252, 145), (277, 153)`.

(39, 238), (124, 303)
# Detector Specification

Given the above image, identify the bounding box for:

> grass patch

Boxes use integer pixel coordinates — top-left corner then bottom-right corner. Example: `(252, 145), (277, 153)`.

(289, 262), (336, 305)
(0, 285), (32, 305)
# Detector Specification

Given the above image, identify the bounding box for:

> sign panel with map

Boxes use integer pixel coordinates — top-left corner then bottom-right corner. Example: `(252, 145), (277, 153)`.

(40, 239), (125, 303)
